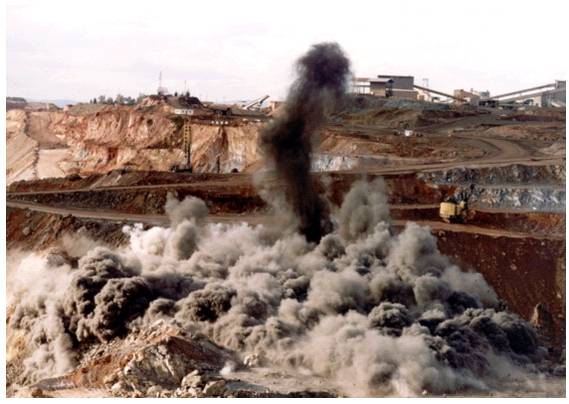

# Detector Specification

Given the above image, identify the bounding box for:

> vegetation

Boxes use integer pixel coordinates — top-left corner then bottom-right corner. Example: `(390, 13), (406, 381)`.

(91, 94), (136, 105)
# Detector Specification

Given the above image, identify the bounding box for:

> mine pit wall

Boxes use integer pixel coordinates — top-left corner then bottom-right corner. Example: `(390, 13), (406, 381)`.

(6, 110), (38, 184)
(222, 126), (262, 173)
(6, 207), (130, 252)
(188, 124), (262, 173)
(58, 147), (187, 175)
(420, 163), (566, 212)
(8, 171), (563, 231)
(6, 172), (453, 216)
(434, 229), (565, 345)
(6, 108), (266, 183)
(473, 187), (565, 212)
(311, 154), (359, 171)
(419, 164), (566, 185)
(37, 149), (67, 179)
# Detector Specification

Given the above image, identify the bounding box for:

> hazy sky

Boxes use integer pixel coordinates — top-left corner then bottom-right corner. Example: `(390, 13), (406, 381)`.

(6, 0), (568, 102)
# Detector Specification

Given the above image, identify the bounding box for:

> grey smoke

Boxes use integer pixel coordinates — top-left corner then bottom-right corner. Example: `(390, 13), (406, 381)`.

(336, 177), (390, 241)
(260, 42), (351, 243)
(368, 302), (413, 336)
(7, 181), (555, 396)
(165, 192), (208, 227)
(63, 247), (141, 342)
(176, 284), (236, 323)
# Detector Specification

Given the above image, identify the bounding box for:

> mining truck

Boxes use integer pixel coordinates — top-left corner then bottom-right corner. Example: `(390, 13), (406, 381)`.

(439, 185), (475, 223)
(439, 200), (467, 223)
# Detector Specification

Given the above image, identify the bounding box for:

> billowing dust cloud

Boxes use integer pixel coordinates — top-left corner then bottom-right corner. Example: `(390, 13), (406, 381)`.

(260, 42), (350, 243)
(8, 179), (551, 396)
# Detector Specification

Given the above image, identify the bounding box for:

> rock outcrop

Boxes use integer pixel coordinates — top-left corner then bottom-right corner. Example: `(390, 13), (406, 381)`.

(6, 103), (263, 185)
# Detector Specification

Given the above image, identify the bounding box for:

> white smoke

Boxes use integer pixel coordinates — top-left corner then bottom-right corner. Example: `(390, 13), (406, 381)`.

(7, 179), (553, 396)
(7, 252), (77, 380)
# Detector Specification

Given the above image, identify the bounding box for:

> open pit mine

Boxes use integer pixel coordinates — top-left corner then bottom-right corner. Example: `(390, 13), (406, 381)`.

(6, 44), (566, 398)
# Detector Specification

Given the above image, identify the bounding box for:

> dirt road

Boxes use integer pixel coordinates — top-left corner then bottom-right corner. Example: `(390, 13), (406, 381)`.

(8, 200), (562, 241)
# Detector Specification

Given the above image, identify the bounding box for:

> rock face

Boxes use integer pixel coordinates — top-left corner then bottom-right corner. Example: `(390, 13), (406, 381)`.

(6, 103), (263, 185)
(419, 164), (566, 212)
(6, 109), (38, 183)
(189, 124), (262, 173)
(34, 322), (236, 395)
(29, 322), (335, 398)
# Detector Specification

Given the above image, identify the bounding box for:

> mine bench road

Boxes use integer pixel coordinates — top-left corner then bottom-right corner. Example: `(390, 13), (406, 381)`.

(7, 152), (564, 198)
(7, 199), (563, 241)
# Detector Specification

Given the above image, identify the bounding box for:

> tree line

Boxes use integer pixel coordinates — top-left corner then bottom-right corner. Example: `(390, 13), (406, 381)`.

(89, 94), (147, 105)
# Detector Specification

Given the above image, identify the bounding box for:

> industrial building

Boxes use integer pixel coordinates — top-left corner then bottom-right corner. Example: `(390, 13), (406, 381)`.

(453, 89), (483, 106)
(352, 75), (417, 99)
(488, 81), (566, 107)
(542, 81), (566, 107)
(352, 73), (565, 108)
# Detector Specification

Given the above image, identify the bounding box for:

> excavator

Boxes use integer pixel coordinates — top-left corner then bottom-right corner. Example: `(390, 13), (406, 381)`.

(439, 184), (475, 223)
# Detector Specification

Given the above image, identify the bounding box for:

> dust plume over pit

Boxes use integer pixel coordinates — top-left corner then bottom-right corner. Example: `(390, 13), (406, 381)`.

(8, 178), (556, 396)
(6, 43), (563, 397)
(260, 42), (351, 243)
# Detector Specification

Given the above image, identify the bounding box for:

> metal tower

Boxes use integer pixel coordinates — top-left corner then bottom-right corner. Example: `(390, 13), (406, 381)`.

(182, 120), (192, 168)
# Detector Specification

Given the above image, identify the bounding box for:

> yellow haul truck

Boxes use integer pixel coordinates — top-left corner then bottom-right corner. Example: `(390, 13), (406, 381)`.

(439, 185), (475, 223)
(439, 200), (467, 223)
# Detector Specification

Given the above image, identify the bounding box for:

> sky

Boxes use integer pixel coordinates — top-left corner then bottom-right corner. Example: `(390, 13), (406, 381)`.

(6, 0), (568, 102)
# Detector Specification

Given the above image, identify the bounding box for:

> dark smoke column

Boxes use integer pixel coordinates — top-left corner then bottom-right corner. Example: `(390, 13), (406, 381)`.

(261, 42), (351, 243)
